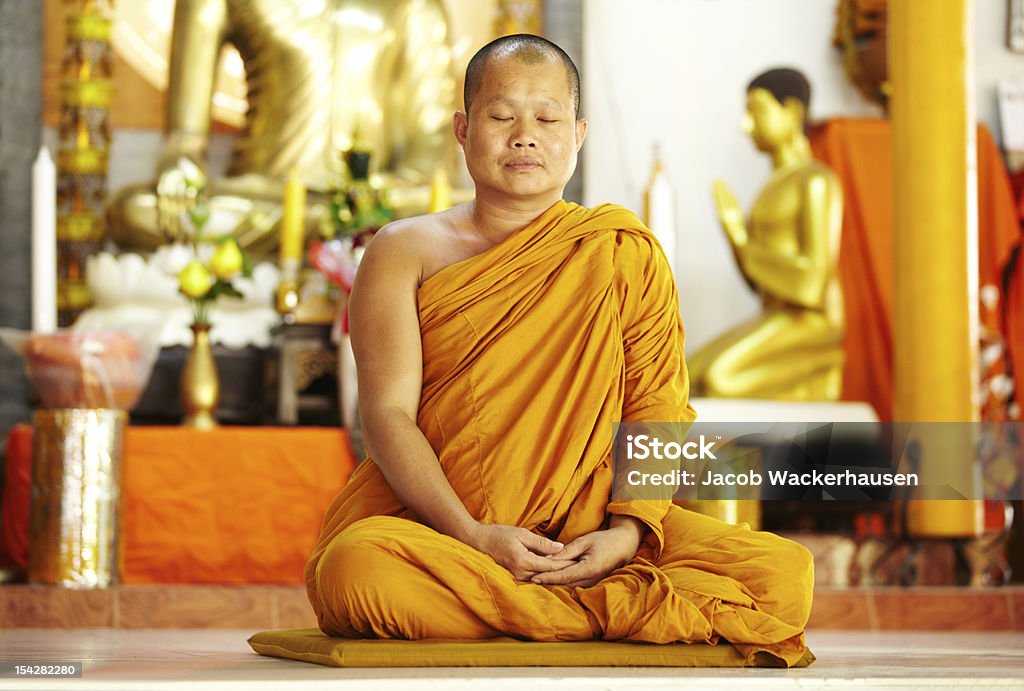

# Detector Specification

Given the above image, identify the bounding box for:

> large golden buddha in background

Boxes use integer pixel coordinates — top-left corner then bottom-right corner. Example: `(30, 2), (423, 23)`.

(688, 68), (845, 400)
(107, 0), (461, 259)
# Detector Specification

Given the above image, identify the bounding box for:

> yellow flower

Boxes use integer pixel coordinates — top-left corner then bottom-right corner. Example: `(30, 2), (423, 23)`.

(178, 260), (214, 299)
(209, 238), (244, 279)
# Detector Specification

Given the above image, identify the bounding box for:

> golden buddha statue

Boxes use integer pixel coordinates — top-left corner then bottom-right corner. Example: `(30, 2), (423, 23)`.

(107, 0), (461, 260)
(688, 68), (845, 400)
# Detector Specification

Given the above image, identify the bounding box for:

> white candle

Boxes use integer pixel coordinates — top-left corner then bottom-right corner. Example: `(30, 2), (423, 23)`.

(643, 148), (676, 278)
(32, 146), (57, 334)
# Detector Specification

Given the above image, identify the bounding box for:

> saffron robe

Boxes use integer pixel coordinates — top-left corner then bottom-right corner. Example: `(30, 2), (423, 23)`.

(305, 201), (814, 666)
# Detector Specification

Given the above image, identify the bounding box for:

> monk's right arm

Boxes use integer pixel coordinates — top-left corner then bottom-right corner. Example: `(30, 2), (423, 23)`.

(349, 224), (566, 579)
(349, 226), (477, 540)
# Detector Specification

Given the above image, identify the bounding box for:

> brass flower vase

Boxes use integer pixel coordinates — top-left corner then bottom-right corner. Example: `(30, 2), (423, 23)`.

(181, 323), (219, 429)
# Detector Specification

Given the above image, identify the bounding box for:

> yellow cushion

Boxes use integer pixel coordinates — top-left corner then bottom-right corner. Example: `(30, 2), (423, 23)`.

(248, 629), (815, 668)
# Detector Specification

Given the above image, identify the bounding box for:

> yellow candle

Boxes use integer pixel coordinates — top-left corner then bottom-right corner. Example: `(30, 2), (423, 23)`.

(280, 169), (306, 263)
(427, 168), (451, 214)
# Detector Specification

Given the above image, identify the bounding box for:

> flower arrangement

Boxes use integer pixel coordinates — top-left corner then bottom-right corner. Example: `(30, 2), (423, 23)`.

(327, 144), (393, 243)
(177, 236), (250, 326)
(328, 180), (393, 242)
(171, 161), (252, 326)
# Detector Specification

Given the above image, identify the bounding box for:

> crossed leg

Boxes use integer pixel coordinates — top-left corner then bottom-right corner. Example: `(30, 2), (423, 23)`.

(311, 507), (813, 663)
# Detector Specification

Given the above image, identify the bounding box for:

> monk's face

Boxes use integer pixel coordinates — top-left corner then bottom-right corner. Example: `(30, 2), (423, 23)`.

(454, 55), (587, 204)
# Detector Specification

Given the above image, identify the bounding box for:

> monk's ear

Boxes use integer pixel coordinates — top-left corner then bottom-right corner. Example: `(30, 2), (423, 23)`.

(574, 118), (588, 151)
(453, 111), (468, 146)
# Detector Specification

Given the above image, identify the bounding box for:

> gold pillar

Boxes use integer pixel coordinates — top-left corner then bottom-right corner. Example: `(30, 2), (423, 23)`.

(889, 0), (982, 537)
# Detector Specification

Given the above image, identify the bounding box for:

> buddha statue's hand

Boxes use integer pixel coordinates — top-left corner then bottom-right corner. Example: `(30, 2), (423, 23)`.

(155, 151), (208, 244)
(712, 180), (748, 247)
(463, 523), (575, 582)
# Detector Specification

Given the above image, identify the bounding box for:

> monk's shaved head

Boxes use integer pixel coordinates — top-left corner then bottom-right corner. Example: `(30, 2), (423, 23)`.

(464, 34), (581, 119)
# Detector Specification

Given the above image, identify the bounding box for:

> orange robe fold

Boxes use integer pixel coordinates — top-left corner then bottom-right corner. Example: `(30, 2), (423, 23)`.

(305, 201), (814, 666)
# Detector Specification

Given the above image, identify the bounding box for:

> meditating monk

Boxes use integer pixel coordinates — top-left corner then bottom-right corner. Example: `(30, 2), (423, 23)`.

(305, 34), (814, 666)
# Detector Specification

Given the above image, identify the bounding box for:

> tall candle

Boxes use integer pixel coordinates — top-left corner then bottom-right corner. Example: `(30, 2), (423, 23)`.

(280, 169), (306, 263)
(643, 147), (676, 278)
(32, 147), (57, 334)
(428, 168), (451, 214)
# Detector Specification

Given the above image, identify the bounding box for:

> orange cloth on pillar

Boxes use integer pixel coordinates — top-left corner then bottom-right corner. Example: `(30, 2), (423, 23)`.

(810, 120), (1024, 421)
(305, 202), (814, 666)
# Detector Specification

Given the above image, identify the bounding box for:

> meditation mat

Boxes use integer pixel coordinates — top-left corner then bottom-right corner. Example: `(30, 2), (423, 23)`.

(248, 628), (815, 668)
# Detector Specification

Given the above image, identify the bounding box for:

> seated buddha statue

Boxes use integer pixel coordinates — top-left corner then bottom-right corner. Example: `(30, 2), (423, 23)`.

(688, 68), (845, 400)
(106, 0), (463, 261)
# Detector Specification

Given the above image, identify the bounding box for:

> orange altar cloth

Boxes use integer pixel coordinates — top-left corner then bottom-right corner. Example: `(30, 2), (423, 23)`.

(0, 425), (357, 584)
(810, 120), (1024, 421)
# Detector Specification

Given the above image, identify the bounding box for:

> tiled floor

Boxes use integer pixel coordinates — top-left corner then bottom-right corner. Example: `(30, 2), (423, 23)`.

(4, 584), (1024, 631)
(0, 629), (1021, 690)
(0, 584), (319, 629)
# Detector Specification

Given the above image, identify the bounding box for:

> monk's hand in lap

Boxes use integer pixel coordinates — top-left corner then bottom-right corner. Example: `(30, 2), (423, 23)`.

(529, 517), (646, 588)
(464, 523), (574, 581)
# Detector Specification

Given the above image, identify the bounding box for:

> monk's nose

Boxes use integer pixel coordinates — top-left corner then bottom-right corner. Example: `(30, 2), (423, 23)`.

(512, 126), (537, 148)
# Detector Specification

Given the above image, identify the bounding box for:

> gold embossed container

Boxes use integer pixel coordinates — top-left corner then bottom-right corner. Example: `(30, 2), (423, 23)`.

(29, 409), (126, 588)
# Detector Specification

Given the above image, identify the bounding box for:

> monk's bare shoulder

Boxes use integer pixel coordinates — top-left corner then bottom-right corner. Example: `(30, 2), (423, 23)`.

(360, 207), (463, 286)
(362, 204), (474, 287)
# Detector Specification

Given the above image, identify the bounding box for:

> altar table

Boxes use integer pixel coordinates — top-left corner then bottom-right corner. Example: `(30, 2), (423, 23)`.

(0, 425), (357, 584)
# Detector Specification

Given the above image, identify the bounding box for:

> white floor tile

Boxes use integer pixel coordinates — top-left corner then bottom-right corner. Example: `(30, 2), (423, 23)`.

(0, 629), (1021, 690)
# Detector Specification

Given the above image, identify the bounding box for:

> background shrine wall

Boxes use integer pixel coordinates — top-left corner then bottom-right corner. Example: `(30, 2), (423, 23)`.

(2, 0), (582, 447)
(25, 0), (1024, 357)
(582, 0), (1024, 352)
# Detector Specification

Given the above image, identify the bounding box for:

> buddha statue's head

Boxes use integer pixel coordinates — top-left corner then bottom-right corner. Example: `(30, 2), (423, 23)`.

(743, 68), (812, 153)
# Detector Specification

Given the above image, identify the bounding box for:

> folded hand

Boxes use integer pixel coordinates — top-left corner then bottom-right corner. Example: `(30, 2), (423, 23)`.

(464, 523), (576, 581)
(529, 520), (644, 588)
